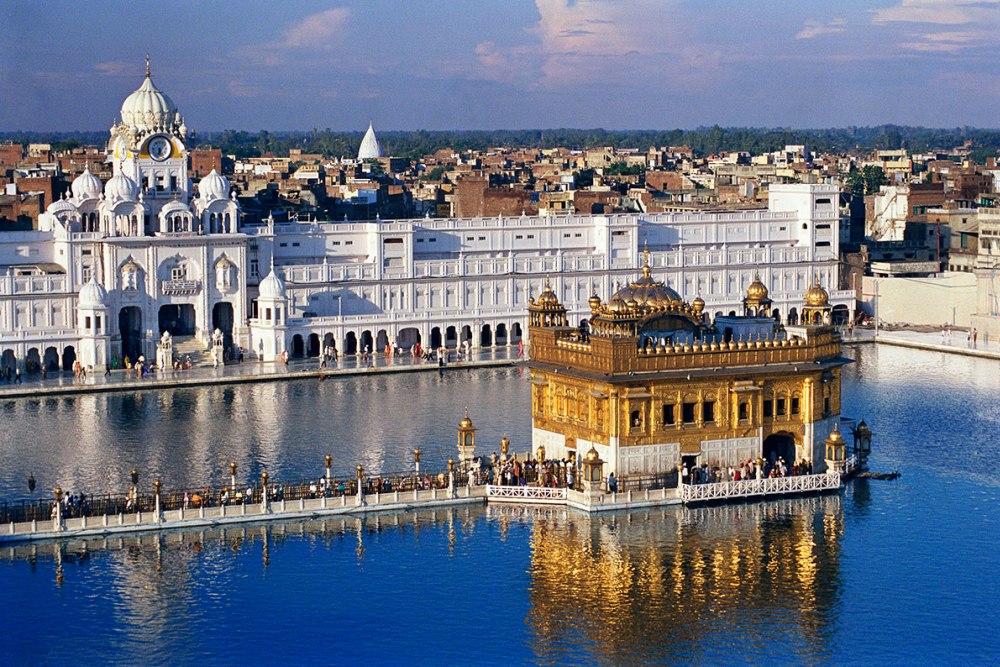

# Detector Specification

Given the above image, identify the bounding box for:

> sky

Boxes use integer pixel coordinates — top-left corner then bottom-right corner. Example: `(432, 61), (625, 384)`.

(1, 0), (999, 132)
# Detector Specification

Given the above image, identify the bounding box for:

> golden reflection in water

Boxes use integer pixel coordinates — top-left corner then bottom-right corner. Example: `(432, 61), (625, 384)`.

(525, 495), (844, 664)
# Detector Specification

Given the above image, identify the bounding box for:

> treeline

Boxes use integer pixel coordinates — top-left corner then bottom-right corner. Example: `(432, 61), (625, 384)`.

(4, 125), (1000, 162)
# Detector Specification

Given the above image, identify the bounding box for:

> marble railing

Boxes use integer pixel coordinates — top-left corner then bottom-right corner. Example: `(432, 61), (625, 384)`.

(678, 472), (840, 503)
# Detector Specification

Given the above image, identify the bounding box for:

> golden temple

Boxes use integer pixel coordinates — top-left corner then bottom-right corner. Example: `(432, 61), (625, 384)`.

(527, 250), (851, 479)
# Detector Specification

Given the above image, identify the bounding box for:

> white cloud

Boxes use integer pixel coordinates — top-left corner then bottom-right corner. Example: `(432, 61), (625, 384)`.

(795, 18), (846, 40)
(872, 0), (999, 26)
(280, 7), (351, 49)
(94, 61), (133, 77)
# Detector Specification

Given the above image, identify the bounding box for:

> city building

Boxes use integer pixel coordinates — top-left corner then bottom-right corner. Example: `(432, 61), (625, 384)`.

(0, 63), (851, 373)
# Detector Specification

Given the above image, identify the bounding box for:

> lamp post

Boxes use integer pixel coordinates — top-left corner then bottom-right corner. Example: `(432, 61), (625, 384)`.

(448, 458), (456, 498)
(413, 448), (421, 475)
(356, 464), (365, 505)
(325, 454), (332, 486)
(261, 470), (270, 514)
(28, 473), (35, 494)
(153, 479), (162, 523)
(229, 461), (237, 495)
(53, 486), (64, 532)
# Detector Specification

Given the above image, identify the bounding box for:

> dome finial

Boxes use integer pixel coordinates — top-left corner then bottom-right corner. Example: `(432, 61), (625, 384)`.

(642, 243), (651, 279)
(145, 53), (151, 78)
(544, 274), (551, 289)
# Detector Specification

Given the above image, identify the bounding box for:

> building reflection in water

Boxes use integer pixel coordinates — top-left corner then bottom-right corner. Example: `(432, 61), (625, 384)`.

(519, 495), (844, 665)
(3, 496), (842, 663)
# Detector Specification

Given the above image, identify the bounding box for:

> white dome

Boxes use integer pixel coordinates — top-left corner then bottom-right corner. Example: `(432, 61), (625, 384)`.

(258, 268), (286, 300)
(71, 167), (103, 201)
(104, 173), (139, 202)
(357, 122), (383, 160)
(78, 274), (108, 309)
(120, 73), (179, 134)
(160, 199), (190, 216)
(46, 196), (77, 216)
(198, 169), (230, 201)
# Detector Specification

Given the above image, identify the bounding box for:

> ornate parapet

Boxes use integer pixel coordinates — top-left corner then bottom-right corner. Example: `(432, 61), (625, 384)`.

(162, 279), (201, 296)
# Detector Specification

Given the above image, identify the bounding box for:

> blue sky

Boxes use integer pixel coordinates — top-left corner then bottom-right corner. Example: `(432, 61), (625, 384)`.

(2, 0), (998, 132)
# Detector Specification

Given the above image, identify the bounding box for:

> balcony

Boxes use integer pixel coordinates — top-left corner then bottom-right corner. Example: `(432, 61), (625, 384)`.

(162, 279), (201, 296)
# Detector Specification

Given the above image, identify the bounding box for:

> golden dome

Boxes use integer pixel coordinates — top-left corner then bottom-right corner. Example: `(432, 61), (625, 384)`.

(536, 274), (559, 307)
(804, 279), (830, 307)
(584, 446), (600, 462)
(607, 256), (682, 312)
(692, 294), (705, 309)
(826, 425), (844, 444)
(745, 273), (769, 301)
(588, 294), (601, 311)
(458, 408), (474, 430)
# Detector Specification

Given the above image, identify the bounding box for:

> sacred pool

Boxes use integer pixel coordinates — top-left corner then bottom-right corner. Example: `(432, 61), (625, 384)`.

(1, 344), (997, 664)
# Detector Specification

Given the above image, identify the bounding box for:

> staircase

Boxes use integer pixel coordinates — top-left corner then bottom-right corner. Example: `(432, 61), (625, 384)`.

(171, 336), (212, 367)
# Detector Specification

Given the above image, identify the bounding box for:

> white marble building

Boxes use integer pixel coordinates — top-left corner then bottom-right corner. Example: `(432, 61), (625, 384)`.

(246, 182), (852, 361)
(0, 65), (852, 372)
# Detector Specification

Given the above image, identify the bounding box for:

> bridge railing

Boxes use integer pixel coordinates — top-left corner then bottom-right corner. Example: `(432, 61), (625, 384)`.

(679, 472), (841, 503)
(0, 467), (462, 525)
(486, 485), (568, 502)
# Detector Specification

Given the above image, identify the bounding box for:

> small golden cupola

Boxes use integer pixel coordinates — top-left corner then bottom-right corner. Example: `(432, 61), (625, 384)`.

(528, 275), (568, 327)
(802, 277), (831, 325)
(743, 273), (772, 317)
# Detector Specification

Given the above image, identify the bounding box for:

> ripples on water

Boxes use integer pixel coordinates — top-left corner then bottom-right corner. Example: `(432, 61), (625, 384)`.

(1, 346), (999, 665)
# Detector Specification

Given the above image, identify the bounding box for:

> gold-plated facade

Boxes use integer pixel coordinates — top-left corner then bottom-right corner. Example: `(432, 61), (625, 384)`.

(528, 263), (850, 478)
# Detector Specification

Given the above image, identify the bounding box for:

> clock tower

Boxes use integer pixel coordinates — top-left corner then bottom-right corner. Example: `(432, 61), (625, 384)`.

(107, 56), (190, 220)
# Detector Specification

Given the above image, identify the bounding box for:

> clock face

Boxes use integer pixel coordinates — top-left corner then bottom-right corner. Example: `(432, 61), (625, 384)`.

(148, 136), (171, 161)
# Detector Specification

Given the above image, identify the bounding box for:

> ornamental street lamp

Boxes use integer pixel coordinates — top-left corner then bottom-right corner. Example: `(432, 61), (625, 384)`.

(28, 473), (35, 493)
(413, 449), (421, 475)
(131, 467), (139, 486)
(325, 454), (333, 485)
(153, 479), (162, 523)
(230, 461), (237, 494)
(261, 470), (270, 514)
(53, 486), (64, 531)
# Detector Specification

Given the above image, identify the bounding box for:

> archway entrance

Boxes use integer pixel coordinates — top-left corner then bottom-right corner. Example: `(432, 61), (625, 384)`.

(360, 330), (373, 354)
(291, 334), (305, 358)
(763, 433), (797, 465)
(346, 332), (358, 355)
(511, 323), (523, 344)
(44, 347), (59, 371)
(832, 304), (850, 325)
(61, 346), (76, 371)
(159, 304), (195, 336)
(787, 308), (798, 325)
(480, 324), (493, 347)
(212, 302), (235, 354)
(375, 329), (389, 353)
(430, 327), (442, 349)
(460, 325), (472, 345)
(445, 326), (457, 348)
(119, 306), (143, 361)
(397, 327), (421, 350)
(495, 323), (508, 346)
(307, 333), (320, 357)
(25, 348), (41, 374)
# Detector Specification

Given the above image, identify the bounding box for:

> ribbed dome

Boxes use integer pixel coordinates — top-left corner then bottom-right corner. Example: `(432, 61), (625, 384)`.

(745, 273), (769, 301)
(78, 274), (108, 308)
(160, 199), (189, 216)
(357, 122), (383, 160)
(804, 280), (830, 307)
(104, 173), (139, 202)
(609, 264), (682, 309)
(72, 167), (103, 201)
(198, 169), (230, 201)
(258, 268), (286, 300)
(120, 73), (178, 134)
(46, 196), (77, 216)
